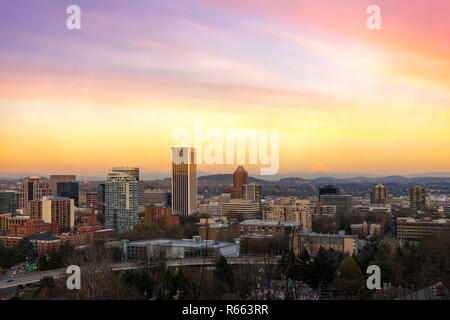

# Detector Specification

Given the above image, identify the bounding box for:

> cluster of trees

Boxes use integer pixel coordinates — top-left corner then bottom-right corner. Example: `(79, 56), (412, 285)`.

(359, 232), (450, 290)
(279, 249), (347, 290)
(0, 238), (37, 270)
(37, 242), (75, 271)
(276, 231), (450, 299)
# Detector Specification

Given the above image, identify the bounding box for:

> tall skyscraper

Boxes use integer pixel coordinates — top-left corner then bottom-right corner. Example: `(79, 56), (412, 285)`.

(111, 167), (144, 206)
(105, 171), (138, 233)
(56, 182), (79, 207)
(49, 175), (76, 196)
(19, 176), (52, 214)
(0, 191), (16, 214)
(171, 147), (197, 216)
(231, 165), (248, 199)
(410, 185), (426, 211)
(370, 183), (388, 204)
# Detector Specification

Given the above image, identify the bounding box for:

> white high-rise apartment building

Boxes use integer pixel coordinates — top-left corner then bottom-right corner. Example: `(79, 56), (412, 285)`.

(111, 167), (144, 206)
(171, 147), (197, 216)
(105, 171), (138, 233)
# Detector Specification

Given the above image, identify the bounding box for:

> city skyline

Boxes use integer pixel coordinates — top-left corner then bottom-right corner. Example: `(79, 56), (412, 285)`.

(1, 0), (449, 175)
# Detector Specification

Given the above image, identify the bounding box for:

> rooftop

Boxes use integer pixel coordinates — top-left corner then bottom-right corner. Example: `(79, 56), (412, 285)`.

(27, 232), (60, 241)
(127, 238), (237, 249)
(240, 219), (301, 227)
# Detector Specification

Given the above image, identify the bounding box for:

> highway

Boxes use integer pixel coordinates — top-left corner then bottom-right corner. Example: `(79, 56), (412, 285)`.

(0, 256), (276, 289)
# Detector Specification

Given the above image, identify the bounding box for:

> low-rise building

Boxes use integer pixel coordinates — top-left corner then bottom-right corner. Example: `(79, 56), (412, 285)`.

(396, 217), (450, 241)
(0, 213), (30, 232)
(123, 236), (240, 260)
(350, 221), (381, 239)
(27, 232), (61, 255)
(290, 230), (357, 256)
(240, 219), (301, 238)
(58, 231), (94, 247)
(220, 199), (261, 218)
(353, 204), (392, 215)
(0, 236), (21, 248)
(93, 228), (118, 241)
(9, 219), (58, 237)
(198, 220), (239, 242)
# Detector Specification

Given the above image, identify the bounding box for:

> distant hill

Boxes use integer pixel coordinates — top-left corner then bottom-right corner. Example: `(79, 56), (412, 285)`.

(1, 173), (450, 185)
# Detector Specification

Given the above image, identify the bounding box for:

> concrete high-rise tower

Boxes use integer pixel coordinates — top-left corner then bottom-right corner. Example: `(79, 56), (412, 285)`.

(410, 185), (426, 211)
(171, 147), (197, 216)
(105, 171), (138, 233)
(111, 167), (144, 206)
(19, 176), (52, 214)
(370, 184), (388, 204)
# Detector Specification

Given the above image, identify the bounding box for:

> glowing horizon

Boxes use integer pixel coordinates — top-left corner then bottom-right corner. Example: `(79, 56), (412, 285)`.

(0, 0), (449, 176)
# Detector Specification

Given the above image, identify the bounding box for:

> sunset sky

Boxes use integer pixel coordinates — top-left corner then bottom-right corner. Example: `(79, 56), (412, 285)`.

(0, 0), (449, 177)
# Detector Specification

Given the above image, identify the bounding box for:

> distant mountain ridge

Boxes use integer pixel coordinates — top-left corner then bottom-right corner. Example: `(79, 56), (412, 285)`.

(197, 174), (450, 185)
(1, 173), (450, 184)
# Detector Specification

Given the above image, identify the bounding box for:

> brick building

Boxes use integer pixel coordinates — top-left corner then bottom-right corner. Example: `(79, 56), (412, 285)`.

(0, 213), (29, 233)
(397, 217), (450, 241)
(29, 196), (74, 233)
(93, 228), (118, 241)
(198, 220), (239, 242)
(28, 233), (61, 255)
(144, 205), (179, 228)
(9, 219), (58, 237)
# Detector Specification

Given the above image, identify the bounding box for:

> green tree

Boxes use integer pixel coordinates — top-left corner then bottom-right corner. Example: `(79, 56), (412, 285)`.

(213, 255), (235, 293)
(164, 269), (194, 299)
(132, 222), (164, 240)
(138, 271), (154, 299)
(0, 243), (13, 269)
(278, 251), (300, 280)
(14, 238), (37, 260)
(309, 248), (345, 290)
(38, 255), (49, 271)
(335, 256), (367, 299)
